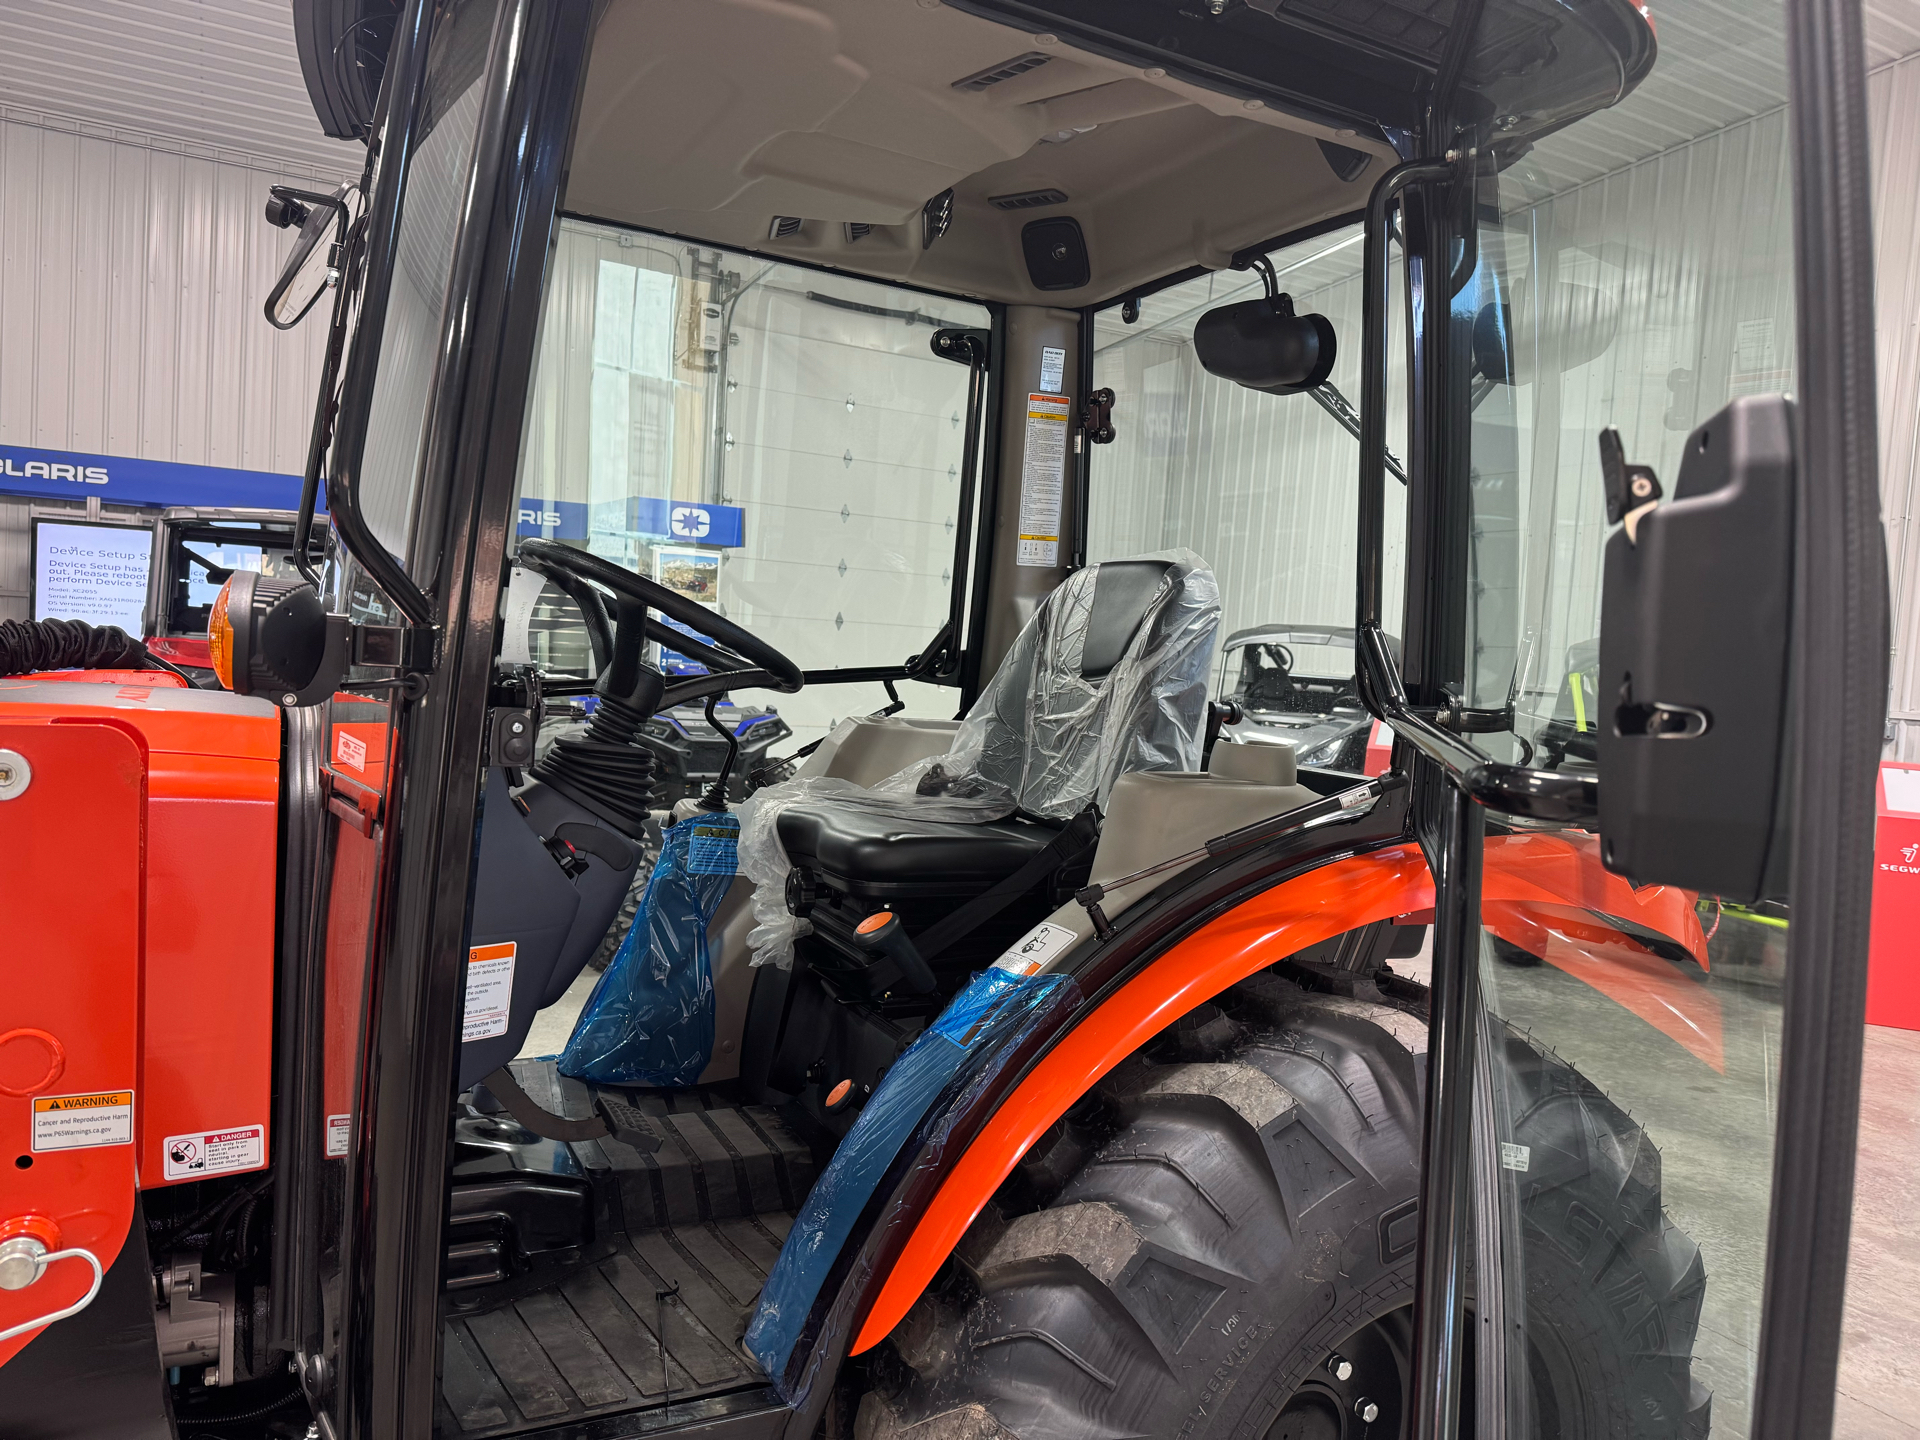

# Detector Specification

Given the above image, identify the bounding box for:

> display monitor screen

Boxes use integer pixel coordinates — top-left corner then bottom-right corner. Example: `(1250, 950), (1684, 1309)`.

(31, 520), (155, 634)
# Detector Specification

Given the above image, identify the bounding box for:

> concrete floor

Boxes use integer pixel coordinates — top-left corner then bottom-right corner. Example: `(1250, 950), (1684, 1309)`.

(522, 935), (1919, 1439)
(1467, 950), (1919, 1440)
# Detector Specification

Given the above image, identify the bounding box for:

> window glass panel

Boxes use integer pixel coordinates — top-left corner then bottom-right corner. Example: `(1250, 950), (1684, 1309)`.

(515, 221), (990, 743)
(1090, 223), (1408, 772)
(1461, 7), (1797, 1434)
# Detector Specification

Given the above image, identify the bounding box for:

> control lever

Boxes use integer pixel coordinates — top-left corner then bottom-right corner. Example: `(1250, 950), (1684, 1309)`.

(851, 910), (938, 994)
(1202, 698), (1242, 769)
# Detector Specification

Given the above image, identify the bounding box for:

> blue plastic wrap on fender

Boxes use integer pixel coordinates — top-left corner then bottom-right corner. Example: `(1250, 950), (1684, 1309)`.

(557, 814), (737, 1086)
(744, 966), (1077, 1391)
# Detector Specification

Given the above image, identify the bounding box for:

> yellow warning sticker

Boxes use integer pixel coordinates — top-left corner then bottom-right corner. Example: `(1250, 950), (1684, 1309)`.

(31, 1090), (134, 1151)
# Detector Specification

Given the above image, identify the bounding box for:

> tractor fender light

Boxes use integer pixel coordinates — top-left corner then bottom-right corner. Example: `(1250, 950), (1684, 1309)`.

(207, 570), (348, 707)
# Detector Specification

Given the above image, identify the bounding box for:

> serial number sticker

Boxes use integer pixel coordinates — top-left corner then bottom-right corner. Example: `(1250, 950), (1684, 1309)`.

(164, 1124), (265, 1180)
(325, 1114), (351, 1158)
(31, 1090), (134, 1151)
(335, 730), (367, 771)
(1501, 1142), (1531, 1172)
(464, 942), (516, 1042)
(993, 921), (1079, 977)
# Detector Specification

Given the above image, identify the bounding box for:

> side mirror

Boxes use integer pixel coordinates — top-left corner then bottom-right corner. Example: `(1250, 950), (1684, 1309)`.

(1473, 282), (1620, 383)
(264, 185), (356, 331)
(1596, 395), (1795, 900)
(1194, 292), (1336, 393)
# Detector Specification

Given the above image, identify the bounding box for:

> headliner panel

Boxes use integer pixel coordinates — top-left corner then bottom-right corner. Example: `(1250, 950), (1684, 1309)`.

(563, 0), (1394, 305)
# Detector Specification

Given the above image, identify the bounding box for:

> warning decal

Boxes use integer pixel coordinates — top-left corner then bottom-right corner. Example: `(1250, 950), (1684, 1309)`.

(464, 942), (516, 1042)
(993, 921), (1079, 977)
(31, 1090), (134, 1152)
(1017, 393), (1070, 568)
(163, 1124), (265, 1180)
(325, 1113), (351, 1158)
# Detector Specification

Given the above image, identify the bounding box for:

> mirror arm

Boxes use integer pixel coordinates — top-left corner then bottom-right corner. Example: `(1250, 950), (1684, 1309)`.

(292, 217), (363, 588)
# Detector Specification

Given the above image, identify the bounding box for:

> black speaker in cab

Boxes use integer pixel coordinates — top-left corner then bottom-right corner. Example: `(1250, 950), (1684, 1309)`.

(1022, 217), (1089, 291)
(1597, 395), (1795, 901)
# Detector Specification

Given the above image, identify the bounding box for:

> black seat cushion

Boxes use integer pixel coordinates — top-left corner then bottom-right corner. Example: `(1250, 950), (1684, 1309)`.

(777, 803), (1062, 900)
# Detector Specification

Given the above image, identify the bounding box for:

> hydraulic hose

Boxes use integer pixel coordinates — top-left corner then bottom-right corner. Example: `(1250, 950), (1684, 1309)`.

(0, 618), (191, 681)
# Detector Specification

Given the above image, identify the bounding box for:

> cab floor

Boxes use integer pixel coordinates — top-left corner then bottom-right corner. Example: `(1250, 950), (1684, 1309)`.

(435, 1060), (813, 1437)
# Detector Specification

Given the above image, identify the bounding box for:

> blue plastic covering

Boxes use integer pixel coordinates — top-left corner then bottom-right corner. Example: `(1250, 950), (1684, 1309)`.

(744, 966), (1078, 1394)
(557, 813), (738, 1086)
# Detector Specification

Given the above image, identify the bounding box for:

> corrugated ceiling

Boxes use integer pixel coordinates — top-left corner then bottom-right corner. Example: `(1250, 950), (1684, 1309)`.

(1521, 0), (1918, 193)
(0, 0), (363, 179)
(0, 0), (1909, 214)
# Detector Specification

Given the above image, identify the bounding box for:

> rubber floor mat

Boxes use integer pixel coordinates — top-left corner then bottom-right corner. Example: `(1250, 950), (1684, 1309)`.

(435, 1061), (809, 1436)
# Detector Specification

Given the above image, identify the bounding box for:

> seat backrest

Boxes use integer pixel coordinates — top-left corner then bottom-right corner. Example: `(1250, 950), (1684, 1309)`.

(958, 549), (1220, 819)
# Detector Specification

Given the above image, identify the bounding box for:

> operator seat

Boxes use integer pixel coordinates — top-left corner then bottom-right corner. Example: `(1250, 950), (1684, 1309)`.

(772, 552), (1220, 984)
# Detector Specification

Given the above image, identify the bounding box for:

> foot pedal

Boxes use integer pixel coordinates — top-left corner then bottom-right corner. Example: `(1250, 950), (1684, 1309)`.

(596, 1094), (663, 1153)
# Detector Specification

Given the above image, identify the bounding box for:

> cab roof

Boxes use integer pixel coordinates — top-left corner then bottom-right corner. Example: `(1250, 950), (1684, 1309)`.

(563, 0), (1654, 305)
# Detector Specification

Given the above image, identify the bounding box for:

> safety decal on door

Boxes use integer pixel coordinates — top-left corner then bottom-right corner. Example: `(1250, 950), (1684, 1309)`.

(464, 942), (516, 1042)
(31, 1090), (134, 1151)
(325, 1113), (351, 1158)
(163, 1124), (265, 1180)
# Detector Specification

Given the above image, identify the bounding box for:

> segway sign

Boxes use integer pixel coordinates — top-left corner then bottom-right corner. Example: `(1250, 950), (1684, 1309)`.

(628, 497), (744, 547)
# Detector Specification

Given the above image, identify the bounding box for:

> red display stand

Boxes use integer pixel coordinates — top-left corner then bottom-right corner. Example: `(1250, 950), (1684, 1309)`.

(1866, 761), (1919, 1030)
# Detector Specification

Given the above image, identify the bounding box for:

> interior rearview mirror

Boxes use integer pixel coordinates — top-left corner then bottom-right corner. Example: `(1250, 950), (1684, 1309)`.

(264, 185), (356, 331)
(1596, 395), (1795, 901)
(1195, 292), (1336, 394)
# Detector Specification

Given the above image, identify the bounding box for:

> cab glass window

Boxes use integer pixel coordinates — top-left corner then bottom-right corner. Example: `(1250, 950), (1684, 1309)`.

(513, 220), (991, 742)
(1459, 9), (1800, 1434)
(1089, 222), (1408, 771)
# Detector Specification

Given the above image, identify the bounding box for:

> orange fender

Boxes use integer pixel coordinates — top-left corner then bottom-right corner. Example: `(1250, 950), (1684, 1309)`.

(853, 827), (1720, 1355)
(854, 844), (1436, 1354)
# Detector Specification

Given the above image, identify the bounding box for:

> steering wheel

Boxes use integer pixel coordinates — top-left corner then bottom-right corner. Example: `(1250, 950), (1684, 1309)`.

(516, 538), (803, 694)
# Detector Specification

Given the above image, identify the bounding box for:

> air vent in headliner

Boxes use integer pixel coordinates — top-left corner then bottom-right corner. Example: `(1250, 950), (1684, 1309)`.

(768, 216), (803, 240)
(845, 222), (872, 242)
(952, 52), (1050, 92)
(989, 188), (1069, 211)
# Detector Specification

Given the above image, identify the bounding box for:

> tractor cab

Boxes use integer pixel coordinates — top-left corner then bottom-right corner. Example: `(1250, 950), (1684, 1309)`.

(0, 0), (1891, 1438)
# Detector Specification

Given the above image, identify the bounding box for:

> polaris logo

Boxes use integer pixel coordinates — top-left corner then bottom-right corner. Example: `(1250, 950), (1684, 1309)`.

(519, 508), (562, 527)
(670, 505), (711, 539)
(0, 457), (107, 484)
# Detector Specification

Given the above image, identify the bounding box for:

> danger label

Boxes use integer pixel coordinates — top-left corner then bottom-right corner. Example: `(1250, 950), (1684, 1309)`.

(335, 730), (367, 771)
(163, 1124), (265, 1180)
(464, 942), (516, 1042)
(32, 1090), (134, 1152)
(325, 1113), (351, 1159)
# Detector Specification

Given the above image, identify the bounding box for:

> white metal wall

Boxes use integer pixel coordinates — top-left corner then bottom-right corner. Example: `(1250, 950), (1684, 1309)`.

(0, 107), (343, 620)
(1869, 55), (1919, 761)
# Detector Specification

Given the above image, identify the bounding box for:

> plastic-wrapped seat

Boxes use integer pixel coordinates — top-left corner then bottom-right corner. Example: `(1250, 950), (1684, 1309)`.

(744, 550), (1221, 985)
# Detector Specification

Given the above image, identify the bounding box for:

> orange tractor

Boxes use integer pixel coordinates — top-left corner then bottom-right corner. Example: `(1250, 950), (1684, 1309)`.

(0, 0), (1889, 1436)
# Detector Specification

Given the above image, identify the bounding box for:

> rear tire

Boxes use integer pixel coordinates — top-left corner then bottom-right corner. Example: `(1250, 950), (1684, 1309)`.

(857, 968), (1707, 1439)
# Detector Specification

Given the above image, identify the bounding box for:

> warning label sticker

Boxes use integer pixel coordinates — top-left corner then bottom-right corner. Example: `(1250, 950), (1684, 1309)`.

(464, 942), (516, 1042)
(325, 1114), (351, 1158)
(335, 729), (367, 771)
(993, 921), (1079, 977)
(31, 1090), (134, 1152)
(163, 1124), (265, 1180)
(1017, 393), (1070, 567)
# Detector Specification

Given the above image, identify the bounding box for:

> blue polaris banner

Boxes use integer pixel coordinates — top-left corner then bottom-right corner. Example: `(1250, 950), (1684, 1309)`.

(515, 499), (590, 540)
(627, 497), (745, 548)
(0, 442), (312, 511)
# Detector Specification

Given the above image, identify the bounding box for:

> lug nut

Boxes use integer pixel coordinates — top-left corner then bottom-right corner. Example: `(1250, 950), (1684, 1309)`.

(1325, 1352), (1353, 1381)
(1355, 1397), (1380, 1423)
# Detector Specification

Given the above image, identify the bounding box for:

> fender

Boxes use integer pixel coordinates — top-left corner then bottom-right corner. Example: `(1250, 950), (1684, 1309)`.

(850, 826), (1718, 1355)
